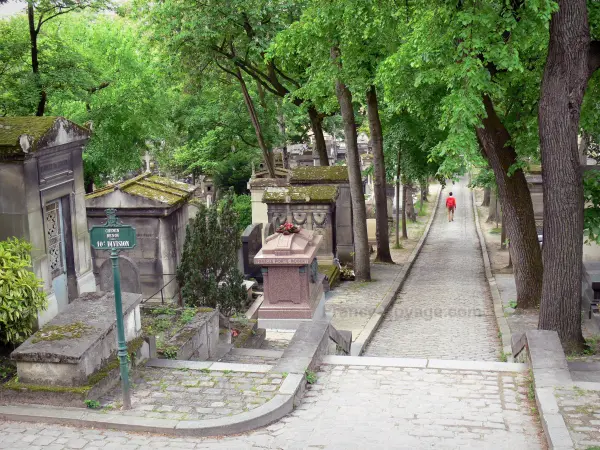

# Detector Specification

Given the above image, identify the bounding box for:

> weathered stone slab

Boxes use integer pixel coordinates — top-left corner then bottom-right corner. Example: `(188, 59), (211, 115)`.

(11, 291), (142, 386)
(242, 223), (263, 281)
(169, 310), (219, 360)
(525, 330), (569, 371)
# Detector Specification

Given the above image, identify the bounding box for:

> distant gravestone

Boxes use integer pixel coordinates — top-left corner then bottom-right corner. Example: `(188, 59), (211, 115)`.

(263, 221), (274, 243)
(242, 223), (264, 281)
(99, 255), (141, 294)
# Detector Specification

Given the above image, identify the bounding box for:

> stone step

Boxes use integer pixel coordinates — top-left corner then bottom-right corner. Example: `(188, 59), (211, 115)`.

(321, 355), (528, 372)
(218, 348), (283, 365)
(146, 358), (273, 373)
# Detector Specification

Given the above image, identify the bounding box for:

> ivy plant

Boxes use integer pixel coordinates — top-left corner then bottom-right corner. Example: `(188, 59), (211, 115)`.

(0, 238), (47, 345)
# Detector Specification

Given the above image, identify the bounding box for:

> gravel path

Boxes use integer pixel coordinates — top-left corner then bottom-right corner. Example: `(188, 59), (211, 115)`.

(364, 178), (501, 360)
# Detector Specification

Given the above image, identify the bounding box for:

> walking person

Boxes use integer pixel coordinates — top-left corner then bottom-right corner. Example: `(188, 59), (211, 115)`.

(446, 192), (456, 222)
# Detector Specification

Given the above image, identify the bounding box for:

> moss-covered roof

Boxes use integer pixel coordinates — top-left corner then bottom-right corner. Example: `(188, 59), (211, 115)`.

(290, 166), (349, 184)
(86, 173), (196, 206)
(0, 116), (59, 154)
(262, 185), (338, 204)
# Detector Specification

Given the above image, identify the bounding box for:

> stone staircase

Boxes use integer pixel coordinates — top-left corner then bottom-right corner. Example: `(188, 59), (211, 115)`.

(202, 326), (294, 369)
(218, 348), (283, 365)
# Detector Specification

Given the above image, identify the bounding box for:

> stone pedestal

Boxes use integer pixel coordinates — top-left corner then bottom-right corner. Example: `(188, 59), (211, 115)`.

(254, 229), (325, 323)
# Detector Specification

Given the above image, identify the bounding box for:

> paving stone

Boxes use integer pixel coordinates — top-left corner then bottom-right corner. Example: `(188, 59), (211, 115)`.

(364, 179), (501, 361)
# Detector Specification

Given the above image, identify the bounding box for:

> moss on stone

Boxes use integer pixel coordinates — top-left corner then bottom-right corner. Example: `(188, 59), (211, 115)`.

(147, 176), (195, 192)
(0, 117), (58, 154)
(290, 166), (349, 183)
(2, 377), (91, 395)
(122, 183), (183, 205)
(2, 337), (145, 397)
(318, 264), (340, 288)
(86, 336), (144, 386)
(262, 185), (338, 204)
(31, 322), (94, 344)
(232, 320), (258, 348)
(85, 173), (194, 205)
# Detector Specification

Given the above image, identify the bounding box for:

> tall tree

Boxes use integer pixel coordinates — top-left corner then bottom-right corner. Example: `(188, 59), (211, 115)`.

(141, 0), (330, 168)
(367, 86), (393, 262)
(379, 0), (554, 308)
(332, 46), (371, 281)
(25, 0), (109, 116)
(538, 0), (600, 350)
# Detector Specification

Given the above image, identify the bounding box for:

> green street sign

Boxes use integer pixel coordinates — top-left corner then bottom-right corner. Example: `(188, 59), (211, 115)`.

(89, 209), (136, 251)
(88, 208), (134, 409)
(90, 225), (136, 250)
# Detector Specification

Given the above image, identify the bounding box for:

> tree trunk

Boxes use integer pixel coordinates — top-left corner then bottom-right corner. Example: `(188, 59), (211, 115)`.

(579, 131), (589, 166)
(308, 106), (329, 166)
(501, 213), (507, 250)
(27, 2), (45, 116)
(395, 148), (401, 247)
(476, 94), (543, 309)
(401, 183), (408, 239)
(332, 46), (370, 281)
(482, 186), (491, 207)
(236, 68), (275, 178)
(421, 179), (428, 203)
(538, 0), (597, 351)
(405, 184), (417, 222)
(487, 189), (500, 223)
(277, 101), (289, 169)
(366, 85), (393, 263)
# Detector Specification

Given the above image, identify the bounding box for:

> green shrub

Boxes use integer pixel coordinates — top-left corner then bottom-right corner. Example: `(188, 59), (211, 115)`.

(219, 194), (251, 234)
(177, 193), (245, 316)
(0, 238), (47, 345)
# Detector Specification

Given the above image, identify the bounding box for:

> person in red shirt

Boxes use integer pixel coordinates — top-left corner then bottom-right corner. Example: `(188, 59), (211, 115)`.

(446, 192), (456, 222)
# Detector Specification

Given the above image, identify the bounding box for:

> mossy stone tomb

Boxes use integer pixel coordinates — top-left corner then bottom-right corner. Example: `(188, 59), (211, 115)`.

(263, 185), (338, 264)
(86, 173), (197, 300)
(0, 117), (96, 327)
(11, 291), (144, 387)
(289, 166), (354, 263)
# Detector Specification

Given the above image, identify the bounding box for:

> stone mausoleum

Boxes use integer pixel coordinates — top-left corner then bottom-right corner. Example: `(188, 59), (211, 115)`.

(86, 173), (196, 300)
(263, 184), (339, 264)
(0, 117), (95, 326)
(289, 166), (354, 263)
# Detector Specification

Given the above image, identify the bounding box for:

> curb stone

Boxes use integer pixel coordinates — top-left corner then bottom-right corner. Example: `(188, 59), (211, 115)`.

(471, 188), (513, 361)
(0, 370), (304, 437)
(351, 184), (442, 356)
(0, 317), (337, 436)
(514, 330), (576, 449)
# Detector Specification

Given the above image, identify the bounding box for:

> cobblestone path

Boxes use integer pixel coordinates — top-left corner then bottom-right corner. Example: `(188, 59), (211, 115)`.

(0, 363), (543, 449)
(364, 178), (501, 360)
(99, 367), (282, 421)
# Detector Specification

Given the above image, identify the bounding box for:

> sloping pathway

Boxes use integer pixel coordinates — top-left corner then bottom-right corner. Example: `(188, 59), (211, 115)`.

(364, 177), (501, 360)
(0, 359), (543, 449)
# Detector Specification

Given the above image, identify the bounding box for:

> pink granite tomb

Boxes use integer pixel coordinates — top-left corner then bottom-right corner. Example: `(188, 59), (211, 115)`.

(254, 228), (325, 320)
